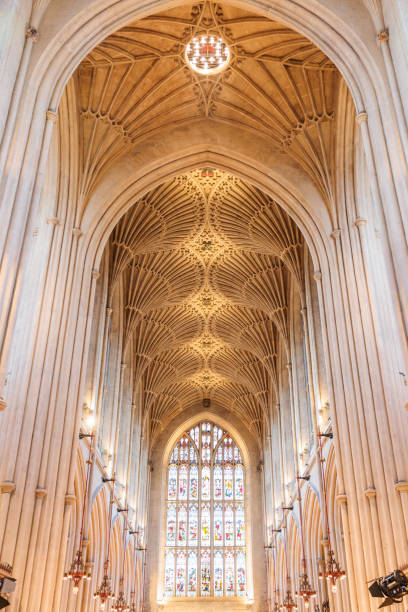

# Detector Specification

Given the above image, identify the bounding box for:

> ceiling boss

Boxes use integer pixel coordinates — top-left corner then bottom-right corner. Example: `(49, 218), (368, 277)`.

(184, 2), (231, 75)
(185, 34), (230, 74)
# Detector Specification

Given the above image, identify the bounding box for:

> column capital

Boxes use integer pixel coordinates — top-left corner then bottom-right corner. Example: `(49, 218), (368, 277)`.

(354, 217), (367, 229)
(395, 481), (408, 493)
(356, 111), (368, 124)
(46, 109), (58, 123)
(0, 481), (15, 494)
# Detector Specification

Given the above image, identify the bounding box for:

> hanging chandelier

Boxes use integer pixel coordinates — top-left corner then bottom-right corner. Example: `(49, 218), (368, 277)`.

(112, 587), (129, 612)
(64, 433), (94, 593)
(281, 525), (298, 611)
(112, 516), (130, 612)
(95, 479), (116, 609)
(296, 476), (316, 608)
(185, 33), (230, 75)
(281, 589), (297, 610)
(317, 434), (346, 593)
(63, 548), (91, 594)
(94, 563), (114, 610)
(319, 548), (346, 593)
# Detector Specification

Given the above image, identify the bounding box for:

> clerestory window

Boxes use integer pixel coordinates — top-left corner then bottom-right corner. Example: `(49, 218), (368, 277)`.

(163, 421), (246, 599)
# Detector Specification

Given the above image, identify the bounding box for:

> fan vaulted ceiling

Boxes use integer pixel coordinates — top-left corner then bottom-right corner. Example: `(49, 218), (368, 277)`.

(79, 1), (344, 442)
(77, 1), (341, 205)
(107, 169), (305, 441)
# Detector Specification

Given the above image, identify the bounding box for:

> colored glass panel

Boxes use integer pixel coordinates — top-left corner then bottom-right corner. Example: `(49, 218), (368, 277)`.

(177, 506), (187, 546)
(179, 466), (188, 500)
(201, 504), (210, 546)
(225, 506), (234, 546)
(214, 505), (223, 546)
(224, 466), (233, 500)
(176, 552), (186, 596)
(188, 505), (198, 545)
(164, 552), (175, 596)
(187, 552), (197, 596)
(236, 506), (245, 545)
(214, 552), (223, 596)
(189, 465), (198, 499)
(201, 551), (211, 596)
(168, 466), (177, 500)
(166, 505), (176, 546)
(235, 465), (244, 500)
(214, 466), (222, 499)
(225, 552), (235, 595)
(202, 466), (210, 500)
(237, 552), (246, 595)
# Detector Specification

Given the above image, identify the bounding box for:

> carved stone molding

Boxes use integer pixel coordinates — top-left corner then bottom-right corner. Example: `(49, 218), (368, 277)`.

(395, 481), (408, 493)
(356, 111), (368, 125)
(0, 397), (6, 411)
(364, 487), (376, 498)
(35, 487), (47, 499)
(354, 217), (368, 229)
(65, 493), (76, 506)
(330, 228), (341, 240)
(0, 481), (16, 494)
(46, 109), (57, 123)
(46, 216), (60, 226)
(336, 493), (347, 504)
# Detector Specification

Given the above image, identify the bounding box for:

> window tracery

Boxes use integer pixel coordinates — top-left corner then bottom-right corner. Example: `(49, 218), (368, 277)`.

(164, 422), (247, 598)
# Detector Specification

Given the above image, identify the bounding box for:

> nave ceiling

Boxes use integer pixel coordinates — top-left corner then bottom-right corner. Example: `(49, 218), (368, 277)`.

(106, 168), (307, 442)
(75, 0), (342, 207)
(72, 0), (343, 444)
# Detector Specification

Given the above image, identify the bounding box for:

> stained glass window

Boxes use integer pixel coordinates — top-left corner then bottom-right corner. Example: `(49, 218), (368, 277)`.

(164, 421), (246, 597)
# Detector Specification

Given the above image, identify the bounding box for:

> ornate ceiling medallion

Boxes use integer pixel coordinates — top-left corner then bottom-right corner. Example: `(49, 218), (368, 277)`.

(185, 34), (230, 75)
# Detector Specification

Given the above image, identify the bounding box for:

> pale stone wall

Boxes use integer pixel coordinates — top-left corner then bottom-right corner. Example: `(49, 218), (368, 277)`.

(0, 1), (407, 612)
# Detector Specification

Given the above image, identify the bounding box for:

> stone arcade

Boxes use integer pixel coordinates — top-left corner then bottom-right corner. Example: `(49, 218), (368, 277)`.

(0, 0), (408, 611)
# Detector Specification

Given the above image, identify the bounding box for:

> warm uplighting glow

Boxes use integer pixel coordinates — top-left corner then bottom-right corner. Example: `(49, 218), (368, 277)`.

(86, 411), (96, 429)
(185, 34), (230, 75)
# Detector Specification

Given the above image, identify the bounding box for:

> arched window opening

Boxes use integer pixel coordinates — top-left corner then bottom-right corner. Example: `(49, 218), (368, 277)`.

(164, 421), (247, 599)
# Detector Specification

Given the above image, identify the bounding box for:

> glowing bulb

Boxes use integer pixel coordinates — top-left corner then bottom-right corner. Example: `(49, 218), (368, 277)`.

(86, 412), (96, 428)
(341, 573), (347, 580)
(100, 603), (105, 611)
(73, 585), (79, 595)
(332, 584), (337, 593)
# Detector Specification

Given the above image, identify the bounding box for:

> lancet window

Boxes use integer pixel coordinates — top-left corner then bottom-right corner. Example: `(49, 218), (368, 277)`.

(164, 422), (246, 598)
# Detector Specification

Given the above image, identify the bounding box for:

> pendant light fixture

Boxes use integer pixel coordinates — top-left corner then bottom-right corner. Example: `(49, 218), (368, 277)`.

(112, 511), (129, 612)
(317, 434), (346, 592)
(296, 476), (316, 608)
(94, 478), (116, 609)
(128, 534), (138, 612)
(64, 433), (94, 593)
(281, 523), (297, 611)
